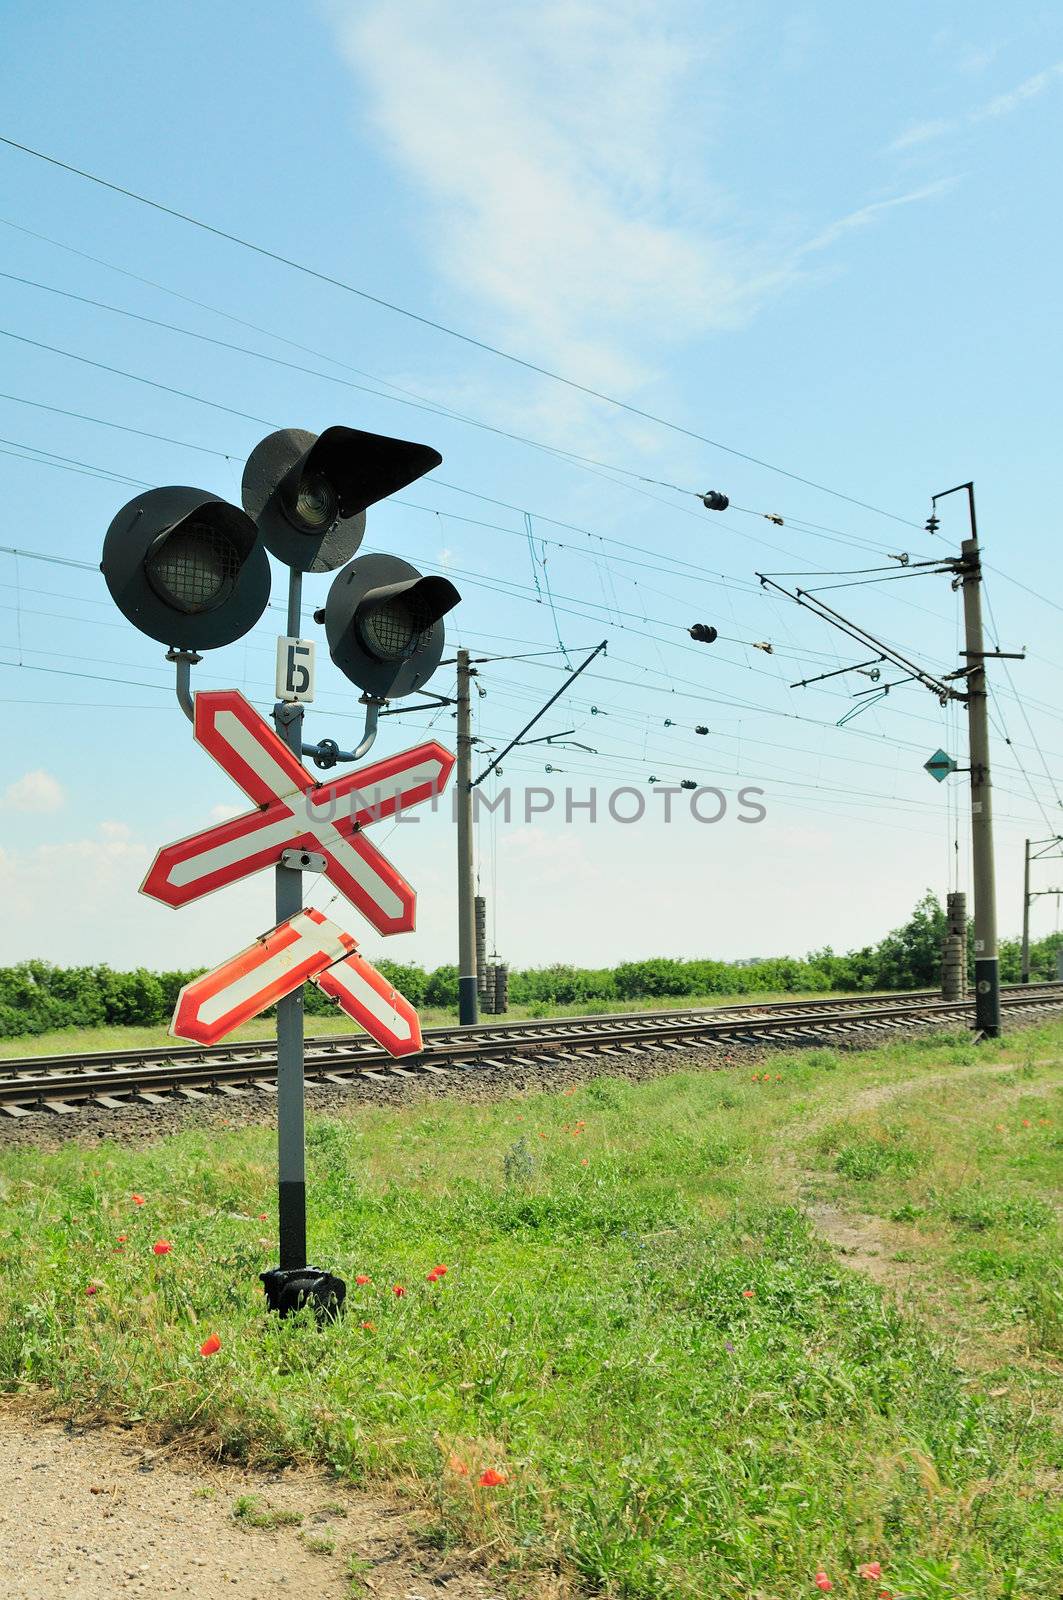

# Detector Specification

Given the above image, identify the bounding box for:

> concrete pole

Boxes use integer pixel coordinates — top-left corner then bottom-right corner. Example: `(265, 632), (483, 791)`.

(275, 569), (307, 1269)
(456, 648), (478, 1025)
(1021, 839), (1031, 984)
(959, 515), (1001, 1037)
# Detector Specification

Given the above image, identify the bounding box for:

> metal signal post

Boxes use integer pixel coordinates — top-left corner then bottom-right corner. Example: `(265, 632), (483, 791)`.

(936, 482), (1000, 1037)
(101, 419), (461, 1319)
(456, 648), (478, 1025)
(1020, 834), (1063, 983)
(274, 567), (308, 1270)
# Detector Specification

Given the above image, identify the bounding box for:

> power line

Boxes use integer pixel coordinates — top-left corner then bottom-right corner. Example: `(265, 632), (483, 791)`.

(1, 265), (922, 563)
(0, 133), (923, 528)
(984, 583), (1063, 819)
(0, 391), (235, 458)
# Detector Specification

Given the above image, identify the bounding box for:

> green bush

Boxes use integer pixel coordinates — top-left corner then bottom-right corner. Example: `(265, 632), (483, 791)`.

(1, 893), (1056, 1039)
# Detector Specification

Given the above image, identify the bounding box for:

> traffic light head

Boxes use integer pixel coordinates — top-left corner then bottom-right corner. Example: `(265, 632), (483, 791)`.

(101, 486), (270, 649)
(323, 553), (460, 700)
(241, 426), (443, 573)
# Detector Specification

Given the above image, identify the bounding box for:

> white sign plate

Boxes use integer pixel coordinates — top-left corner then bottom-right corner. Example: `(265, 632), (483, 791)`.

(276, 636), (315, 703)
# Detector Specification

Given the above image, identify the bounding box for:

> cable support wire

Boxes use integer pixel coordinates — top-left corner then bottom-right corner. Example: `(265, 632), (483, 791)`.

(0, 136), (926, 529)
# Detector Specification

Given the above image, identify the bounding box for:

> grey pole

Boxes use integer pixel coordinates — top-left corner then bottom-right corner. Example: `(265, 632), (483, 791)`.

(274, 569), (307, 1268)
(1021, 838), (1031, 984)
(455, 648), (478, 1025)
(957, 504), (1001, 1037)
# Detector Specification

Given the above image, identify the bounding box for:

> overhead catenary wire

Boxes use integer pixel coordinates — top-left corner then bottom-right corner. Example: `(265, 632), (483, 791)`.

(6, 529), (1062, 781)
(0, 134), (924, 528)
(0, 241), (924, 562)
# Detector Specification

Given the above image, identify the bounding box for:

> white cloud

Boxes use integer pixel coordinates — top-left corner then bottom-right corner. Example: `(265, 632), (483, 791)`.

(2, 769), (65, 814)
(0, 825), (282, 968)
(332, 0), (750, 388)
(795, 180), (959, 258)
(977, 61), (1063, 120)
(329, 0), (956, 414)
(890, 59), (1063, 152)
(889, 119), (955, 153)
(209, 803), (246, 823)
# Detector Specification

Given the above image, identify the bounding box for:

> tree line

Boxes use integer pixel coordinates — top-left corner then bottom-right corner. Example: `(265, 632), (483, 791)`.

(1, 892), (1059, 1039)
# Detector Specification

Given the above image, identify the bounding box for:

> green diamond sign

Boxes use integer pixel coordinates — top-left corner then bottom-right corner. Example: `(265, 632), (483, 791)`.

(924, 748), (958, 782)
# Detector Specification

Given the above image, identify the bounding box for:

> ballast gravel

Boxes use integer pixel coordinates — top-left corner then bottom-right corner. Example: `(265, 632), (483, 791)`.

(0, 1019), (969, 1152)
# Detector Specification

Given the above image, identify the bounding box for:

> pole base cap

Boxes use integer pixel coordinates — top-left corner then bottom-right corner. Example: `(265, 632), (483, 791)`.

(260, 1266), (346, 1321)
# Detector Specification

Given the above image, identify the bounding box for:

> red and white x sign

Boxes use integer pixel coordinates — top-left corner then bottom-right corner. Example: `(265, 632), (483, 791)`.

(142, 690), (453, 936)
(170, 907), (422, 1054)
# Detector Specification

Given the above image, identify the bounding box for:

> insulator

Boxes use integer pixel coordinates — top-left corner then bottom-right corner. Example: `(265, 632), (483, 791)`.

(701, 490), (729, 511)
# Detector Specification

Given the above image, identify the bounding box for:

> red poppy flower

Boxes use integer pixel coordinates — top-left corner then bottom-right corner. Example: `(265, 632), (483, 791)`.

(258, 1213), (268, 1222)
(361, 1320), (375, 1331)
(814, 1575), (832, 1592)
(355, 1274), (371, 1286)
(132, 1194), (145, 1206)
(858, 1563), (882, 1582)
(116, 1234), (127, 1243)
(478, 1468), (506, 1487)
(152, 1241), (173, 1256)
(427, 1272), (439, 1282)
(433, 1265), (448, 1276)
(199, 1333), (222, 1357)
(85, 1284), (99, 1296)
(742, 1289), (755, 1299)
(580, 1158), (588, 1165)
(392, 1284), (406, 1297)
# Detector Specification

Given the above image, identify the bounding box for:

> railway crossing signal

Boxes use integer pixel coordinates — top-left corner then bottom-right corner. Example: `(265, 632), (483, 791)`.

(141, 689), (453, 932)
(101, 486), (271, 649)
(241, 426), (442, 573)
(101, 417), (459, 1321)
(322, 553), (460, 701)
(171, 908), (423, 1054)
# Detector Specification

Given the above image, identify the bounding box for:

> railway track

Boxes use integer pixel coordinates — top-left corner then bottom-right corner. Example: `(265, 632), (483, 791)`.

(2, 983), (1062, 1117)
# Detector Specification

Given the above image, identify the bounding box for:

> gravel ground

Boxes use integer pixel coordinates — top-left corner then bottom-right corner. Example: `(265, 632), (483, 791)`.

(0, 1403), (506, 1600)
(0, 1015), (1002, 1152)
(0, 1039), (780, 1151)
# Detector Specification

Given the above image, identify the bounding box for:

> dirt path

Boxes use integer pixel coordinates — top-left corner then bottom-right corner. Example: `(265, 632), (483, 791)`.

(0, 1404), (503, 1600)
(778, 1055), (1060, 1374)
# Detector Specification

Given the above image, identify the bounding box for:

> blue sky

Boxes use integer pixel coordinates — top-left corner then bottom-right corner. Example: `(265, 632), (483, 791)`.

(1, 0), (1061, 975)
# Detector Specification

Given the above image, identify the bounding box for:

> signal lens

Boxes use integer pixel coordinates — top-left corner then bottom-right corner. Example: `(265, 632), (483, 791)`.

(145, 525), (239, 614)
(292, 472), (339, 531)
(359, 594), (435, 662)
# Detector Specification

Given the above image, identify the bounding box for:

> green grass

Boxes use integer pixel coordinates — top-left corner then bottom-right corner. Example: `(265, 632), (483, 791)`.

(807, 1036), (1063, 1364)
(232, 1492), (303, 1530)
(1, 1024), (1061, 1599)
(0, 988), (866, 1058)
